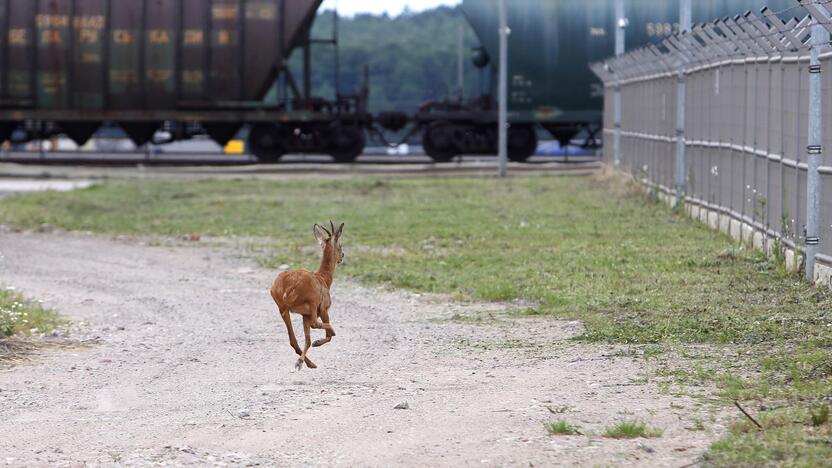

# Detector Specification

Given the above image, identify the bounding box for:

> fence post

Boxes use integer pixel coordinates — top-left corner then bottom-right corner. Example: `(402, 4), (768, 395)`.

(497, 0), (509, 177)
(675, 0), (691, 204)
(613, 0), (626, 167)
(805, 12), (828, 282)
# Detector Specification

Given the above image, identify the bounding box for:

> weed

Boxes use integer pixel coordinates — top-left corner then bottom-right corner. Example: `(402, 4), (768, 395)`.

(546, 405), (574, 415)
(811, 405), (829, 427)
(691, 418), (706, 431)
(604, 420), (663, 439)
(545, 420), (580, 436)
(643, 345), (666, 359)
(0, 288), (65, 338)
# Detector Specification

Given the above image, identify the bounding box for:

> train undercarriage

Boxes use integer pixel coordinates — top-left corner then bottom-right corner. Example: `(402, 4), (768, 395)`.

(401, 97), (600, 163)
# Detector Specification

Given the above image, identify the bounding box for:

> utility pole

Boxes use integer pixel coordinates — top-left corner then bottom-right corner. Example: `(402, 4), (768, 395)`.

(613, 0), (626, 167)
(498, 0), (509, 177)
(806, 13), (828, 282)
(457, 23), (465, 101)
(675, 0), (691, 204)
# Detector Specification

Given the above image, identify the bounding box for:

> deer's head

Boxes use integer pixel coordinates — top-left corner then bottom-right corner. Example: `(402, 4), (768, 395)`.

(314, 221), (345, 265)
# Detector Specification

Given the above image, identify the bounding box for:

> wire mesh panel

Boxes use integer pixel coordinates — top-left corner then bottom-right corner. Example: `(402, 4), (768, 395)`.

(820, 170), (832, 264)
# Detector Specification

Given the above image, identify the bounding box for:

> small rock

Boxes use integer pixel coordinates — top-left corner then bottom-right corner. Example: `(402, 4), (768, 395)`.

(237, 409), (250, 418)
(638, 442), (655, 454)
(279, 264), (290, 271)
(177, 445), (194, 454)
(394, 402), (409, 410)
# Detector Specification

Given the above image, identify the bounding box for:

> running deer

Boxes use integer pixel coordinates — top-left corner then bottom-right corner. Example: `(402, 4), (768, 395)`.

(271, 221), (344, 370)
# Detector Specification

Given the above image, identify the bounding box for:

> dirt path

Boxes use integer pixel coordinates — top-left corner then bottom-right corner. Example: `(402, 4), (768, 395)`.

(0, 233), (725, 467)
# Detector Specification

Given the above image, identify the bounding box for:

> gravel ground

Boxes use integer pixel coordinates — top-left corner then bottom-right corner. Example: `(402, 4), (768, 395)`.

(0, 232), (727, 467)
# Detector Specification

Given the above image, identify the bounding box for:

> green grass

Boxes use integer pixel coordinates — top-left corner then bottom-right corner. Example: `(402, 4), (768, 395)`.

(0, 288), (65, 338)
(545, 420), (580, 435)
(706, 408), (832, 467)
(2, 177), (829, 346)
(1, 174), (831, 463)
(604, 420), (663, 439)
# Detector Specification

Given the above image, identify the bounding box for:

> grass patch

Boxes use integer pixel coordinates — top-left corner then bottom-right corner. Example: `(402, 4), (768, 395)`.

(545, 420), (580, 436)
(1, 287), (68, 363)
(1, 175), (831, 462)
(706, 407), (832, 466)
(604, 421), (663, 439)
(604, 420), (663, 439)
(0, 288), (65, 338)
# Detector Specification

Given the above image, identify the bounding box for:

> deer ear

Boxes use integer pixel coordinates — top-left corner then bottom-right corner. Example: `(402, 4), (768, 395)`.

(313, 224), (329, 246)
(335, 223), (345, 240)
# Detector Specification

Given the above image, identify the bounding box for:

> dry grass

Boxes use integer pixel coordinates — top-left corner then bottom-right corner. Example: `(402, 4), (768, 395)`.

(0, 337), (98, 367)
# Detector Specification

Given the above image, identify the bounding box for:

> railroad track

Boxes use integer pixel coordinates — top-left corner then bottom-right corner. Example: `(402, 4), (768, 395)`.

(0, 151), (600, 167)
(0, 152), (601, 182)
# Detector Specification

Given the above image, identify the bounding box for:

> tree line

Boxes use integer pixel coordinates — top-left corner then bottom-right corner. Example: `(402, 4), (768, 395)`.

(279, 6), (490, 114)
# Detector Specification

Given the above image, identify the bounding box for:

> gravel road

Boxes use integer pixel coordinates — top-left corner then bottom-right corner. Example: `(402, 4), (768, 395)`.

(0, 232), (725, 466)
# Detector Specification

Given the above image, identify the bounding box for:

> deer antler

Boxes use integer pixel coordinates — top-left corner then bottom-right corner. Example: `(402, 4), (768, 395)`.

(320, 223), (332, 237)
(330, 220), (336, 237)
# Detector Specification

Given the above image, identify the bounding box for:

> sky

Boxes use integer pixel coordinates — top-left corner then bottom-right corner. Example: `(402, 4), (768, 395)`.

(320, 0), (462, 17)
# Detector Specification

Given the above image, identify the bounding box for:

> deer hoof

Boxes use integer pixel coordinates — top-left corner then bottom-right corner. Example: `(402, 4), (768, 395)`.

(305, 359), (318, 369)
(295, 359), (304, 371)
(312, 339), (327, 347)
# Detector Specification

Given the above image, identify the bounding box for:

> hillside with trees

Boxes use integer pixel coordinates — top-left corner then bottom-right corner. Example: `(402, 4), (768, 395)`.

(281, 6), (489, 113)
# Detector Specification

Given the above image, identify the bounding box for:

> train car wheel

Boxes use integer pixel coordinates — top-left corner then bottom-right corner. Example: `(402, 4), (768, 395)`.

(423, 122), (457, 163)
(249, 124), (285, 163)
(507, 125), (538, 162)
(0, 122), (17, 144)
(328, 125), (365, 163)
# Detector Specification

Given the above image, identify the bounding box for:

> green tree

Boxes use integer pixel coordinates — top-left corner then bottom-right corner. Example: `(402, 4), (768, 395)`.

(277, 6), (487, 114)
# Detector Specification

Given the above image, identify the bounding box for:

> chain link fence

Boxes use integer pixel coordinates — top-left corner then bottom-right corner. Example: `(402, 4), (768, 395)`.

(591, 1), (832, 287)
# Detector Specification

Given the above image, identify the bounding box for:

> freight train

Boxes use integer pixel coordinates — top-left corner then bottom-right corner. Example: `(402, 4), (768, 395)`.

(0, 0), (368, 162)
(0, 0), (799, 163)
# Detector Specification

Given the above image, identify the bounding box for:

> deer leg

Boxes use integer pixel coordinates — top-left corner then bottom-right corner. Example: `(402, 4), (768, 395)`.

(312, 308), (335, 348)
(279, 307), (303, 356)
(297, 316), (317, 370)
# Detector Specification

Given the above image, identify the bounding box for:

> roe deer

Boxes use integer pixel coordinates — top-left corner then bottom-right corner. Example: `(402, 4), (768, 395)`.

(271, 221), (344, 370)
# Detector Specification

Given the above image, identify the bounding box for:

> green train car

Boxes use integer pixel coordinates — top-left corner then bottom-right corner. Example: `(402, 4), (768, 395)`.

(415, 0), (795, 162)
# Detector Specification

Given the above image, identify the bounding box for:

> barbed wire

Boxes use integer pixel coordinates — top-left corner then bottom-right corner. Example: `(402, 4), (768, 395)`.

(602, 1), (832, 79)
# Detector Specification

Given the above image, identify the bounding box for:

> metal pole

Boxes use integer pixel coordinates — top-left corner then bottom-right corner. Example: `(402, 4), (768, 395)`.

(806, 17), (827, 282)
(303, 17), (312, 105)
(498, 0), (509, 177)
(675, 0), (691, 204)
(457, 23), (465, 101)
(613, 0), (626, 167)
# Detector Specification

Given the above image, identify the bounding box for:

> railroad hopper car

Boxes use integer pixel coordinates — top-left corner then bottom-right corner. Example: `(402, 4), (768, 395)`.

(0, 0), (368, 162)
(418, 0), (795, 162)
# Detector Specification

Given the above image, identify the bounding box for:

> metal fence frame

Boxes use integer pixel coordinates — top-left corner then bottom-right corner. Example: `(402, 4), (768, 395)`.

(591, 1), (832, 287)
